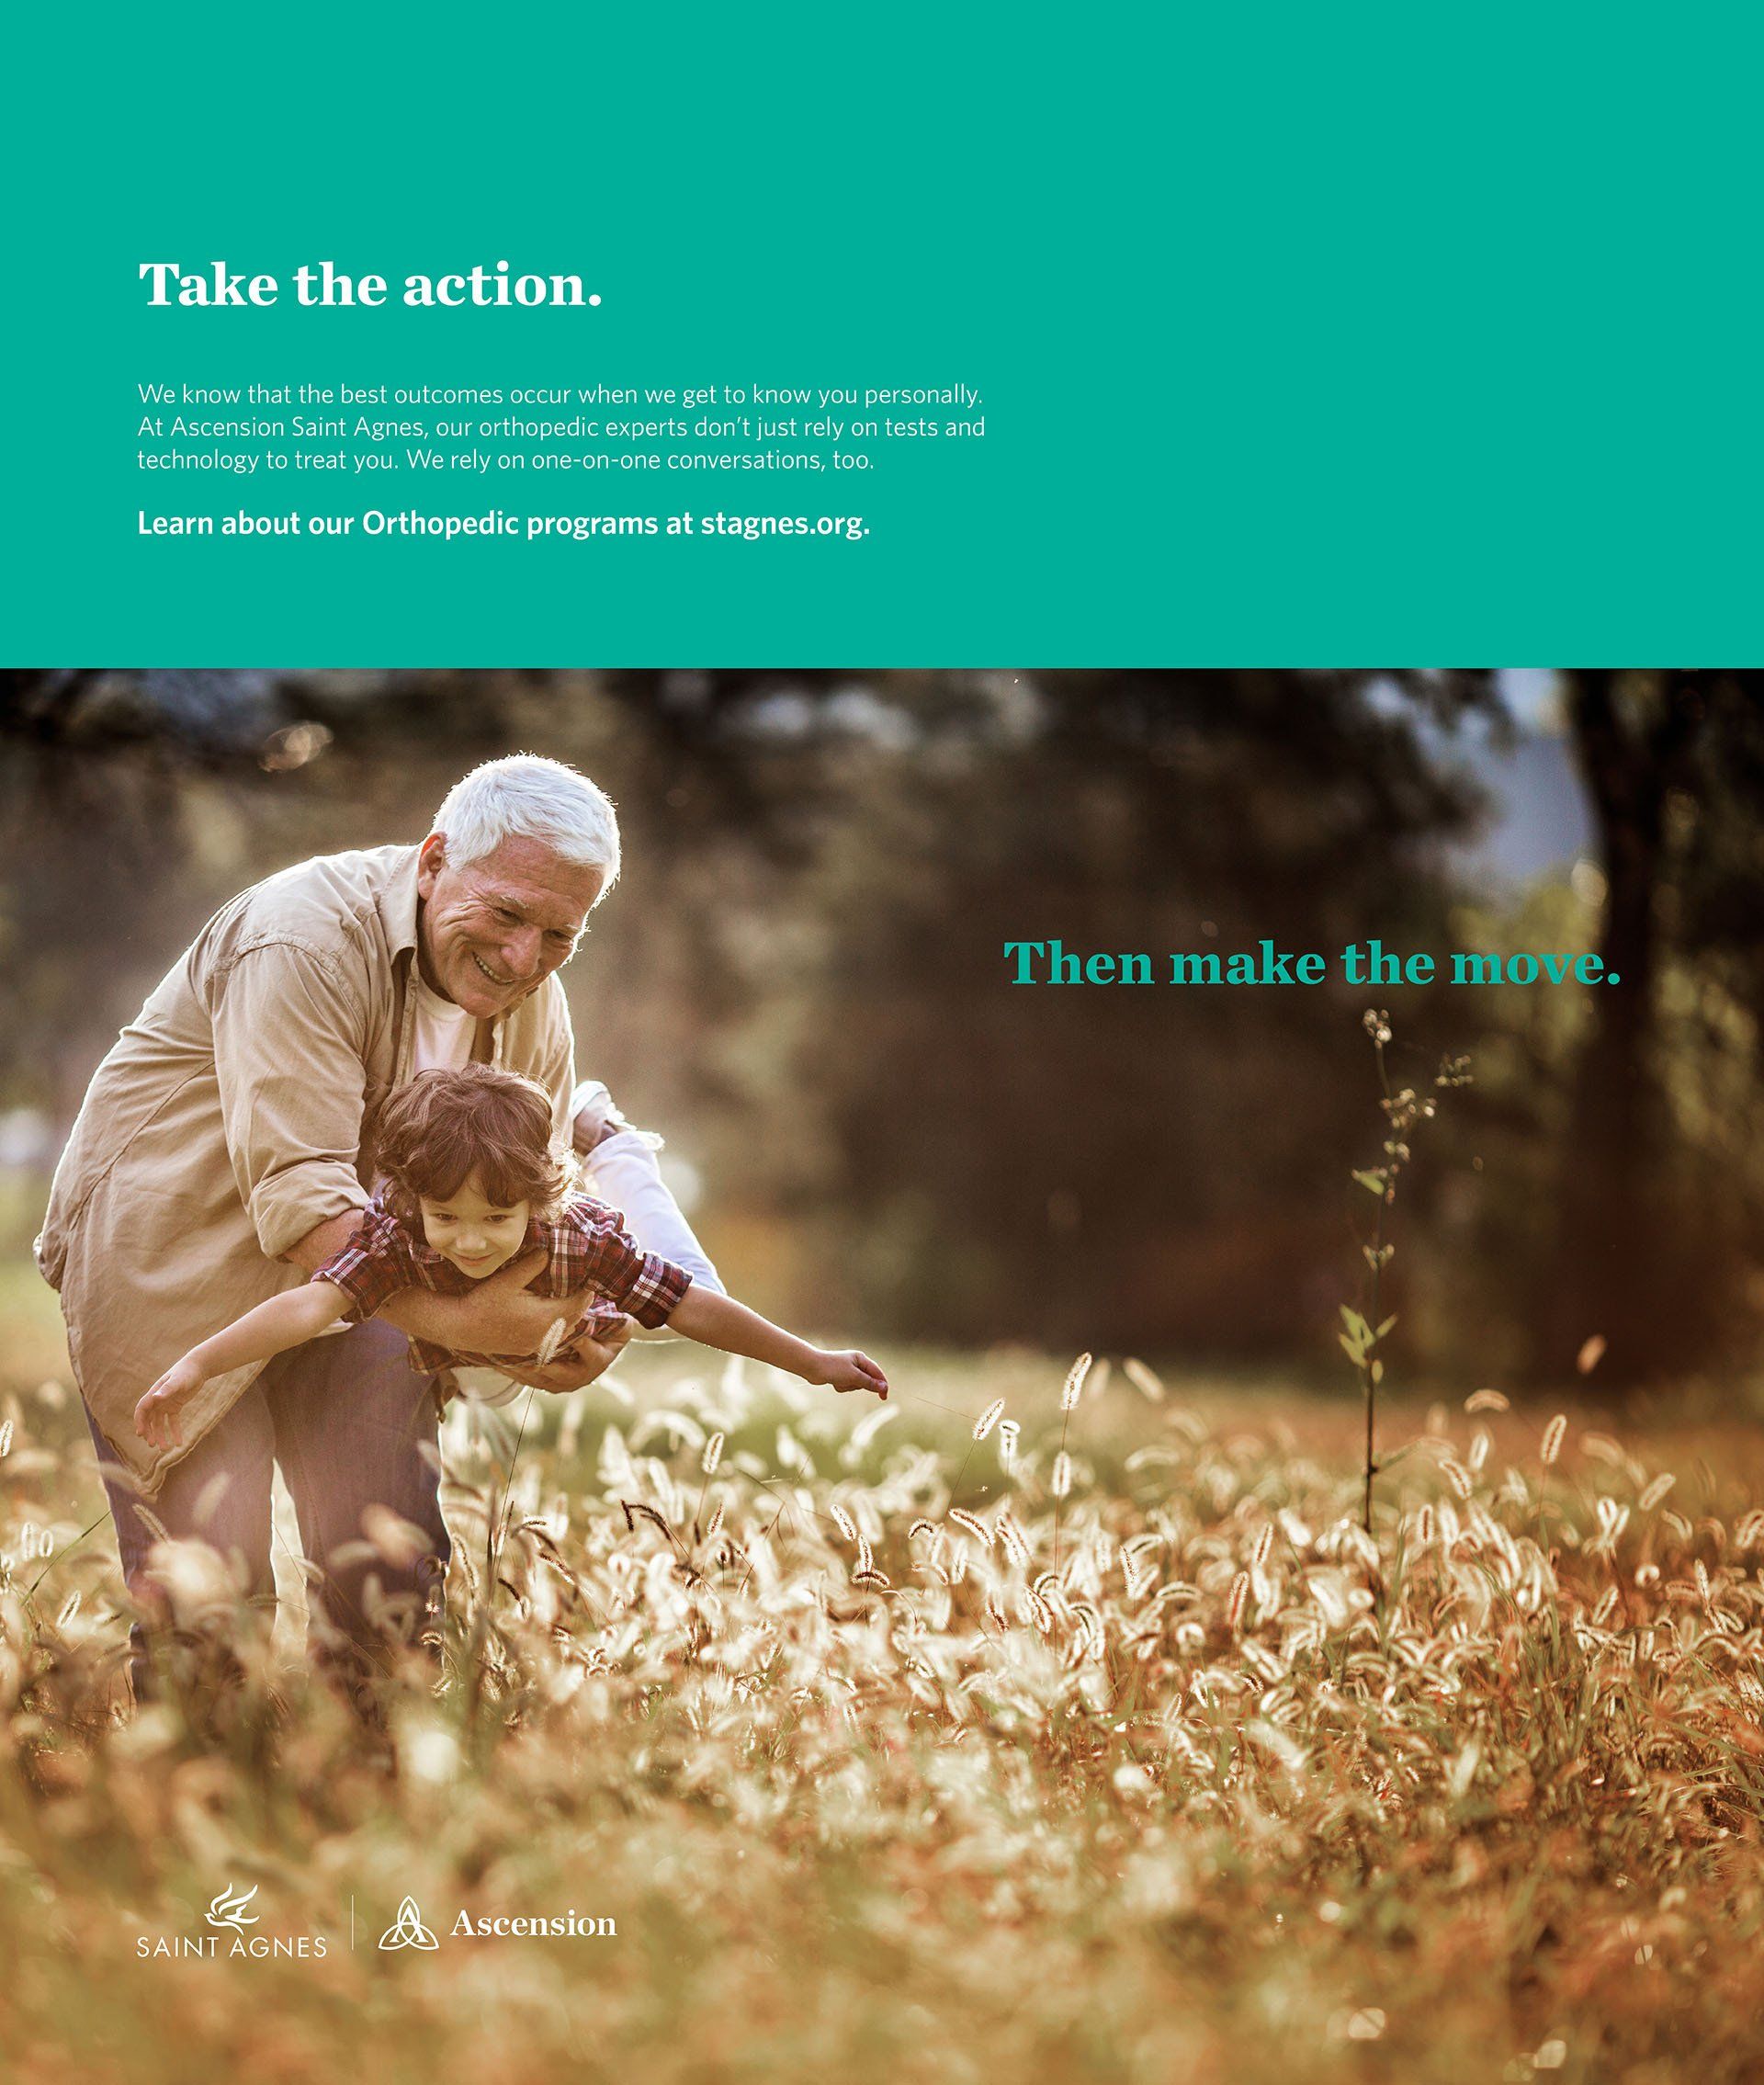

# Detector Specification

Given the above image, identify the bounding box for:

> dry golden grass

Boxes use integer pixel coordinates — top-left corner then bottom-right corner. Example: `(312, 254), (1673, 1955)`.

(5, 1335), (1764, 2084)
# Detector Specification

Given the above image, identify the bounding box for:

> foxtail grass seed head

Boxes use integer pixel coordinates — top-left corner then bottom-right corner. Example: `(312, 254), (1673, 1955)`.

(21, 1270), (1764, 2062)
(1073, 1602), (1104, 1658)
(1542, 1415), (1567, 1467)
(998, 1419), (1020, 1468)
(1465, 1388), (1510, 1412)
(1061, 1353), (1093, 1411)
(1227, 1572), (1250, 1631)
(972, 1398), (1006, 1443)
(1051, 1452), (1073, 1499)
(848, 1402), (896, 1455)
(535, 1316), (571, 1367)
(701, 1432), (724, 1476)
(1123, 1358), (1165, 1402)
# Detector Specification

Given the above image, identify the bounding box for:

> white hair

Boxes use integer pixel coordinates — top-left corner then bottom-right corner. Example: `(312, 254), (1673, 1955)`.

(432, 754), (621, 897)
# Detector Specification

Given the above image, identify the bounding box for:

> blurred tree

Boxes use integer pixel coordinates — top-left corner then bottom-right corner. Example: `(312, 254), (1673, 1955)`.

(0, 672), (292, 1120)
(1545, 671), (1764, 1386)
(589, 671), (1500, 1353)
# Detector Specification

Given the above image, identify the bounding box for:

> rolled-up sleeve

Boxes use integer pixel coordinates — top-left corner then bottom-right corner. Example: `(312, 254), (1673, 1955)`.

(209, 940), (374, 1261)
(311, 1208), (420, 1324)
(616, 1250), (693, 1328)
(565, 1201), (692, 1329)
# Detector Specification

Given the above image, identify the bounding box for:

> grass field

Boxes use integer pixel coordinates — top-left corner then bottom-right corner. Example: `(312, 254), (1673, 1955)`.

(4, 1266), (1764, 2083)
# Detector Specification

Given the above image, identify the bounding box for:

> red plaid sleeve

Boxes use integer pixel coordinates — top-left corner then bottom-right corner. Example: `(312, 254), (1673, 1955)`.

(310, 1202), (423, 1324)
(550, 1195), (691, 1330)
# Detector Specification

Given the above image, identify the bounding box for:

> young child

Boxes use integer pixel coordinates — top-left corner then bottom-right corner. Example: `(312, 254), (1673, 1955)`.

(134, 1063), (886, 1450)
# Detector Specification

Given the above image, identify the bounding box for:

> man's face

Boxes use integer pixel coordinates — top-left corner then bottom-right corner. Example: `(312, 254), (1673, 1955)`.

(415, 833), (605, 1019)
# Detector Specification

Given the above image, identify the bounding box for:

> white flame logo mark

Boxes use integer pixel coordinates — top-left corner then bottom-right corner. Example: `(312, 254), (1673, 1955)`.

(379, 1896), (438, 1952)
(205, 1882), (261, 1932)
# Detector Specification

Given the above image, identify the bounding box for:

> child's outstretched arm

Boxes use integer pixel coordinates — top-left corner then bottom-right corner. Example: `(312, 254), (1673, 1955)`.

(134, 1282), (352, 1450)
(664, 1286), (888, 1399)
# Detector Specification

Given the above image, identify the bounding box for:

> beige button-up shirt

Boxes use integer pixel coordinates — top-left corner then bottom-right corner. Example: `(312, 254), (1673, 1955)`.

(35, 844), (574, 1493)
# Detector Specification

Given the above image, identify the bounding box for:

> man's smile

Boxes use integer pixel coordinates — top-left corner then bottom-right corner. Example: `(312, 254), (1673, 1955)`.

(415, 833), (606, 1016)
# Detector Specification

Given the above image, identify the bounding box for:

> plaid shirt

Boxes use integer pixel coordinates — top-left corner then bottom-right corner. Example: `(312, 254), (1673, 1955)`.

(312, 1187), (692, 1376)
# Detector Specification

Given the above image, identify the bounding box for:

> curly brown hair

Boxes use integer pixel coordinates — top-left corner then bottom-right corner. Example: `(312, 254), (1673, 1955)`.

(372, 1064), (573, 1229)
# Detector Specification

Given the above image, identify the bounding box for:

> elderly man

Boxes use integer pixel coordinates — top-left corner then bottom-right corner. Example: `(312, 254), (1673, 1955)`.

(35, 754), (718, 1699)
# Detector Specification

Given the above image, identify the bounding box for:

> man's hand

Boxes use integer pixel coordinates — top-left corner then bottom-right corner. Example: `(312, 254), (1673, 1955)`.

(379, 1249), (605, 1362)
(497, 1315), (635, 1393)
(444, 1249), (556, 1351)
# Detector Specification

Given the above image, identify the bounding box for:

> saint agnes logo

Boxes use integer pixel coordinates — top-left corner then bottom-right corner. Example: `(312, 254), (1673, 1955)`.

(205, 1883), (260, 1933)
(137, 1878), (328, 1961)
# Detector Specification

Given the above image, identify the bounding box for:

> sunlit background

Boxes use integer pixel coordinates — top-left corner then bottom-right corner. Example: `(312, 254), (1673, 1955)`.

(3, 668), (1760, 1398)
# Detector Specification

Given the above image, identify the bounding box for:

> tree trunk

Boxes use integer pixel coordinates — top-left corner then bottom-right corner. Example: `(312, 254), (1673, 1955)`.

(1541, 673), (1695, 1386)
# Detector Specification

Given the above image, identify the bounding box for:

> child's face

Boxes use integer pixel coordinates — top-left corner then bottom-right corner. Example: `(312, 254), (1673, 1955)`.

(416, 1171), (532, 1277)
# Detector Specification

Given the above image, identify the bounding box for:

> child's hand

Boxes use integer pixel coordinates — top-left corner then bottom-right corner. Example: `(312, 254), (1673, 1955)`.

(134, 1356), (207, 1450)
(810, 1349), (888, 1400)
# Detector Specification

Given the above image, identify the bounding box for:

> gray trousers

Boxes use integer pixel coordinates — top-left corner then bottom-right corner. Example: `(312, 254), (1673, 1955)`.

(85, 1319), (452, 1698)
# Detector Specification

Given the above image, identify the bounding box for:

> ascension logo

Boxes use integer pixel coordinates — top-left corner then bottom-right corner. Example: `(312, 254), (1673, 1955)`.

(374, 1893), (617, 1943)
(379, 1897), (439, 1952)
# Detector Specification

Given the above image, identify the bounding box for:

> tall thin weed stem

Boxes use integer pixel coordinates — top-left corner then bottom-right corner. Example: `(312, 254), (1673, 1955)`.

(1341, 1011), (1471, 1532)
